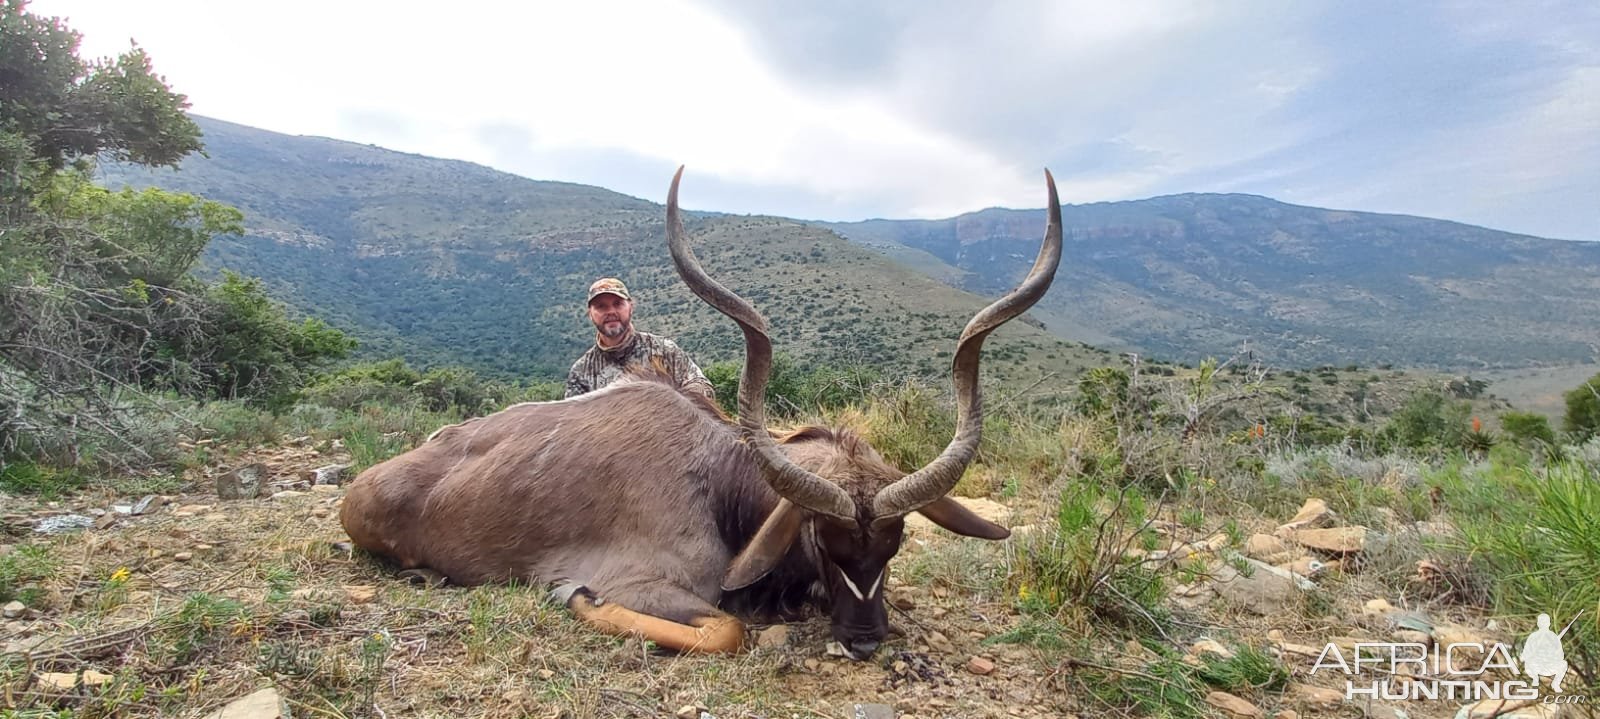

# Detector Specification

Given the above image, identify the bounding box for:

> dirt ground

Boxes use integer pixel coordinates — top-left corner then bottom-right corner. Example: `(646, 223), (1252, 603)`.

(0, 443), (1575, 719)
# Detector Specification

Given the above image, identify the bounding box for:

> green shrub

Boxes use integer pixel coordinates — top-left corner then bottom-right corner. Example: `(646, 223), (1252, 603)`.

(1499, 411), (1555, 447)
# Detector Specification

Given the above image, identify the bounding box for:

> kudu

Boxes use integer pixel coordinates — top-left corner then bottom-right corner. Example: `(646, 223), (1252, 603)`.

(339, 167), (1063, 658)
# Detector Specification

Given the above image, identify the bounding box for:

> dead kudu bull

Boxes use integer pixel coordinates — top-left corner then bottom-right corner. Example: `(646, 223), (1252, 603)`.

(340, 168), (1064, 658)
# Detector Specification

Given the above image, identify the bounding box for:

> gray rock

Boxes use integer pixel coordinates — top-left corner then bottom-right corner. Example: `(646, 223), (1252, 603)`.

(33, 514), (94, 534)
(852, 704), (895, 719)
(217, 463), (269, 500)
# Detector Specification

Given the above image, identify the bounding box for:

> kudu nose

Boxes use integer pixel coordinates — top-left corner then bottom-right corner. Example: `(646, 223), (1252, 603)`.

(847, 638), (880, 658)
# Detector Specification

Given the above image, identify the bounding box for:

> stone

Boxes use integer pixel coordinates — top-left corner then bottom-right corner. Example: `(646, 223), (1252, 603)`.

(1363, 598), (1397, 617)
(94, 513), (118, 530)
(1288, 683), (1343, 710)
(33, 514), (94, 534)
(303, 463), (351, 486)
(2, 600), (26, 618)
(131, 495), (166, 515)
(803, 658), (821, 671)
(1204, 691), (1263, 718)
(1291, 526), (1370, 554)
(927, 630), (954, 654)
(1278, 557), (1331, 579)
(965, 656), (996, 675)
(1275, 712), (1301, 719)
(675, 706), (702, 719)
(343, 585), (378, 604)
(1392, 629), (1432, 646)
(755, 625), (790, 649)
(271, 490), (307, 500)
(1211, 558), (1316, 615)
(851, 704), (895, 719)
(217, 463), (269, 500)
(1245, 534), (1294, 562)
(203, 687), (287, 719)
(173, 504), (213, 517)
(1277, 498), (1335, 534)
(1191, 639), (1234, 658)
(1455, 699), (1552, 719)
(888, 586), (917, 610)
(174, 552), (193, 562)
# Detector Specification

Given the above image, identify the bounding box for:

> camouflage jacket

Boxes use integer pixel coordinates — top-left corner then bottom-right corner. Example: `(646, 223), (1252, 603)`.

(563, 329), (715, 400)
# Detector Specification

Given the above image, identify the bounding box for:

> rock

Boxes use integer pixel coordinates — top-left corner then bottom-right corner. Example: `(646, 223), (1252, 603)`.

(1205, 691), (1263, 718)
(203, 687), (288, 719)
(1363, 598), (1397, 617)
(1277, 498), (1335, 534)
(888, 586), (917, 610)
(1455, 699), (1552, 719)
(310, 484), (342, 495)
(33, 514), (94, 534)
(803, 658), (821, 671)
(217, 463), (269, 500)
(755, 625), (790, 649)
(1288, 683), (1343, 710)
(927, 630), (954, 654)
(36, 672), (85, 691)
(1245, 534), (1294, 562)
(1411, 520), (1459, 539)
(3, 600), (26, 618)
(537, 668), (555, 680)
(1275, 712), (1301, 719)
(302, 464), (351, 486)
(174, 552), (193, 562)
(675, 706), (702, 719)
(173, 504), (212, 517)
(271, 490), (307, 500)
(1392, 629), (1432, 646)
(1432, 624), (1492, 657)
(1278, 557), (1332, 579)
(342, 585), (377, 604)
(1191, 639), (1234, 658)
(1290, 526), (1371, 554)
(312, 508), (329, 518)
(851, 704), (895, 719)
(1211, 558), (1316, 615)
(965, 656), (996, 675)
(131, 495), (165, 515)
(94, 513), (118, 530)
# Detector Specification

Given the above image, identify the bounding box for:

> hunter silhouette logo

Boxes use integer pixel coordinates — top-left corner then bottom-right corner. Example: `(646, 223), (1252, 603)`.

(1310, 610), (1589, 704)
(1520, 613), (1572, 693)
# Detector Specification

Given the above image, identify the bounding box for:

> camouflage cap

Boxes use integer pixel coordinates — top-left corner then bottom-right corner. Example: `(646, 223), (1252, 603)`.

(586, 277), (631, 303)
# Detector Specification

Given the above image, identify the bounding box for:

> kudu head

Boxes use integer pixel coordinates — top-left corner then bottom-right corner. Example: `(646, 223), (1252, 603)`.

(666, 167), (1063, 659)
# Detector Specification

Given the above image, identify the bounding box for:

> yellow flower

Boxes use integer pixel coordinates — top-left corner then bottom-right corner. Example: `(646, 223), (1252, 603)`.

(1017, 583), (1032, 601)
(109, 567), (131, 584)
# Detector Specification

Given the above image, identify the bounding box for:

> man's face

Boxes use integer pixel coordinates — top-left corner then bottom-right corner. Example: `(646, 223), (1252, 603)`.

(587, 293), (633, 339)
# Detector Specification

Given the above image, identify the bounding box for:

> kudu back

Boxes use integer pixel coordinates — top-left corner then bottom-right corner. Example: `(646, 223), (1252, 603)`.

(340, 168), (1064, 658)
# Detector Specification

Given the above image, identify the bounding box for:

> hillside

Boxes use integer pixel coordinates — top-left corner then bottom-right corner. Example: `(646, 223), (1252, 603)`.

(823, 198), (1600, 370)
(100, 118), (1110, 385)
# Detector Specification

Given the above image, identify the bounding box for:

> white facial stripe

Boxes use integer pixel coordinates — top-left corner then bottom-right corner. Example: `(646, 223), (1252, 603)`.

(867, 570), (884, 599)
(839, 567), (867, 601)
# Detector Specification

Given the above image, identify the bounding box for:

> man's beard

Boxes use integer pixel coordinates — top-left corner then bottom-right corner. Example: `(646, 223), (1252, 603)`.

(600, 320), (629, 339)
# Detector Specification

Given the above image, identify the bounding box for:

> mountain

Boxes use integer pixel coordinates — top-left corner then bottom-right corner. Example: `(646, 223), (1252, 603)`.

(822, 198), (1600, 369)
(102, 117), (1599, 386)
(100, 117), (1110, 385)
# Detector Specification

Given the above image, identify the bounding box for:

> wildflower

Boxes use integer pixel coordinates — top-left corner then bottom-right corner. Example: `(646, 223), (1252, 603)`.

(1471, 416), (1482, 433)
(1017, 583), (1032, 601)
(109, 567), (131, 584)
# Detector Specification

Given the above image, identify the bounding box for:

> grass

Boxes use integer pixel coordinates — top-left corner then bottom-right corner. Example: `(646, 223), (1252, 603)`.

(2, 373), (1598, 716)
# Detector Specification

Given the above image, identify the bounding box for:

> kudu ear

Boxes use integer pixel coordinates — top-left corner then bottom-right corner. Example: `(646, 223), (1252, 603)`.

(915, 497), (1011, 540)
(723, 499), (804, 591)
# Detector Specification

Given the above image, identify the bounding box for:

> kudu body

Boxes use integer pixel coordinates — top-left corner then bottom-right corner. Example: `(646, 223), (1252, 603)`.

(339, 168), (1064, 657)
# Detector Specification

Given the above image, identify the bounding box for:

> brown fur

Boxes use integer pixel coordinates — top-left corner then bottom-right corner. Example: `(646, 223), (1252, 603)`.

(340, 367), (876, 626)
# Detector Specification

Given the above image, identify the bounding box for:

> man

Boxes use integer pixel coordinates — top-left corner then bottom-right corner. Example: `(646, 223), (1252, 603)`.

(564, 277), (716, 400)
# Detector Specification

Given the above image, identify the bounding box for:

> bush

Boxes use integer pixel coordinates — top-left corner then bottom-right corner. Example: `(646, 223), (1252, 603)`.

(1499, 410), (1556, 447)
(1383, 391), (1471, 450)
(1564, 372), (1600, 440)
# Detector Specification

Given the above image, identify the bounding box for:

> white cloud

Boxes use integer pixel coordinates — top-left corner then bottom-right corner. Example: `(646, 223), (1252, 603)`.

(29, 0), (1600, 238)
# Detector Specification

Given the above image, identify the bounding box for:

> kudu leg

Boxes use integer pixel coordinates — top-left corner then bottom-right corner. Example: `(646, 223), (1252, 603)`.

(559, 585), (745, 654)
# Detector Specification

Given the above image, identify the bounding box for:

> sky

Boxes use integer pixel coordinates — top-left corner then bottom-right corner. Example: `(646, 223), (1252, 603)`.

(32, 0), (1600, 241)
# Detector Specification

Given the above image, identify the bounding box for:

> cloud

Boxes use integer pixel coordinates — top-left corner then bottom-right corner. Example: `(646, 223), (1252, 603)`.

(30, 0), (1600, 239)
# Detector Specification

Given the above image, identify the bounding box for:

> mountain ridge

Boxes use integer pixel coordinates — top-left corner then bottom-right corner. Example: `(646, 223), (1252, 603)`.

(101, 116), (1600, 377)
